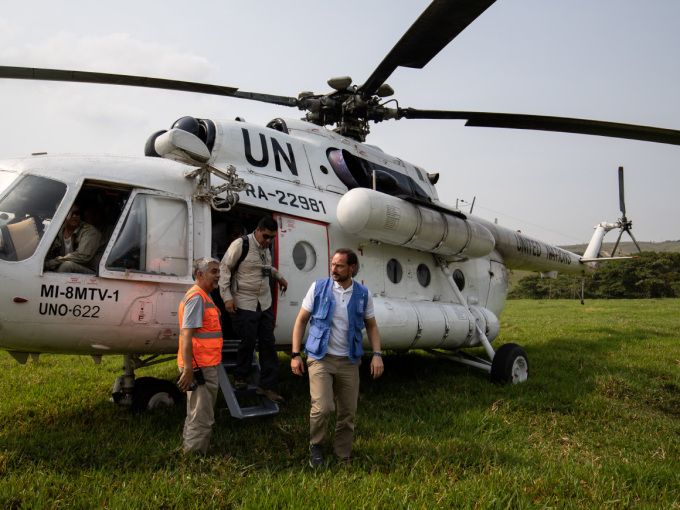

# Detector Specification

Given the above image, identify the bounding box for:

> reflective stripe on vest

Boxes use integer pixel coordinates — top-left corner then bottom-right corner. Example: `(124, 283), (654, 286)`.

(178, 284), (223, 368)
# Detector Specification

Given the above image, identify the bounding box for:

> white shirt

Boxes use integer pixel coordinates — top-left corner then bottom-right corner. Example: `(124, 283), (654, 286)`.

(63, 237), (74, 255)
(301, 280), (375, 357)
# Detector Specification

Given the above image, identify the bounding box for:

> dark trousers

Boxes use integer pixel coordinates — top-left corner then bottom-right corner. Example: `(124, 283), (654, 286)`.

(232, 306), (279, 390)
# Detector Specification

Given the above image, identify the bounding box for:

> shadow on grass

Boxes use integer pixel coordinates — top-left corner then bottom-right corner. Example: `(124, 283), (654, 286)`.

(2, 352), (518, 474)
(3, 327), (675, 475)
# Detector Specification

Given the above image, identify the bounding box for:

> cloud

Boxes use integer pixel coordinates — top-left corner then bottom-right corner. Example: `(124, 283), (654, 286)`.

(0, 31), (223, 157)
(0, 18), (20, 46)
(1, 31), (215, 80)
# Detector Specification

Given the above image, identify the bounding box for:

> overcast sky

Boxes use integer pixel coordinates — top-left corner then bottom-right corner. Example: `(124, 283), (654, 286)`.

(1, 0), (678, 246)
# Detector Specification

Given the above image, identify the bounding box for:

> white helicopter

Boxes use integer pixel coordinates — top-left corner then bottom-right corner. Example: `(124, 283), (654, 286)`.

(0, 0), (678, 414)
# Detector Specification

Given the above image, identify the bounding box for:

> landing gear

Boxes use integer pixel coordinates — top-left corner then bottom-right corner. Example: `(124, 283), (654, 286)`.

(490, 343), (528, 384)
(131, 377), (181, 412)
(428, 341), (529, 385)
(111, 354), (180, 411)
(434, 261), (528, 384)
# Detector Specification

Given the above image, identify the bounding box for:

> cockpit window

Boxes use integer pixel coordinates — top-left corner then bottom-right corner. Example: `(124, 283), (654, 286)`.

(327, 148), (430, 201)
(0, 175), (67, 261)
(0, 170), (18, 195)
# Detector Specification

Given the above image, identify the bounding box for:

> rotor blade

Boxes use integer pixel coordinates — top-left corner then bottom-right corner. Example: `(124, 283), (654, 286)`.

(231, 90), (298, 107)
(0, 66), (298, 107)
(359, 0), (496, 97)
(618, 166), (626, 216)
(611, 229), (624, 257)
(399, 109), (680, 146)
(624, 227), (642, 253)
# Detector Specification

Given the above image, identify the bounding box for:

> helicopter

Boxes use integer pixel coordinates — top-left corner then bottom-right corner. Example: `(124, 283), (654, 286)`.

(1, 0), (679, 414)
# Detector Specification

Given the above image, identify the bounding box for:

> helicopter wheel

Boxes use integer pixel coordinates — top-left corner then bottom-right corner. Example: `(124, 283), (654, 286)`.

(131, 377), (182, 412)
(490, 343), (528, 384)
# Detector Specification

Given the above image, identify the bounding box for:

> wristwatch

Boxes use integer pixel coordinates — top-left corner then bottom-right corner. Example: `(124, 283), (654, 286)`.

(372, 351), (382, 357)
(291, 352), (301, 359)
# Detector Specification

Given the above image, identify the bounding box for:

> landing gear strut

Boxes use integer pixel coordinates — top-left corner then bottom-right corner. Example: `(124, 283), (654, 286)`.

(433, 256), (529, 385)
(427, 322), (529, 384)
(429, 341), (529, 385)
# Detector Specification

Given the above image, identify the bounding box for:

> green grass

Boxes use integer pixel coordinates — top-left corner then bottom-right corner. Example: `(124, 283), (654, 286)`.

(1, 299), (679, 509)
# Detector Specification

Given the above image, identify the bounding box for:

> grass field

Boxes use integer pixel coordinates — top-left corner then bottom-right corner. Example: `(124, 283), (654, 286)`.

(1, 299), (678, 509)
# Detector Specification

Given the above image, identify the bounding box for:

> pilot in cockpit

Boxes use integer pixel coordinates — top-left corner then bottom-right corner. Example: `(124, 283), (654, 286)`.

(44, 203), (102, 274)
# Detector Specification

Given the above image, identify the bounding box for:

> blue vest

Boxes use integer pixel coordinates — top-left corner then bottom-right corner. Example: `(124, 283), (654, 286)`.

(304, 277), (369, 363)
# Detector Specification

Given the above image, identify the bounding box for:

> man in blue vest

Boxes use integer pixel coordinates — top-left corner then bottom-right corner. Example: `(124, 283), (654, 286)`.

(291, 248), (384, 468)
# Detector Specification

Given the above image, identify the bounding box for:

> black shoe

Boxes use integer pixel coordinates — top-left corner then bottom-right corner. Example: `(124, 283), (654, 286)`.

(233, 378), (248, 390)
(309, 444), (324, 469)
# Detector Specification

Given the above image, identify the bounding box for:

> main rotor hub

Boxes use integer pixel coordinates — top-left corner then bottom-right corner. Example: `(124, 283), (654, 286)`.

(297, 80), (397, 141)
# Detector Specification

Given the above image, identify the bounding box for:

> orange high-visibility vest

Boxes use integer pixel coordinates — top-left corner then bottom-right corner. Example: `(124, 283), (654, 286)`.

(177, 284), (223, 368)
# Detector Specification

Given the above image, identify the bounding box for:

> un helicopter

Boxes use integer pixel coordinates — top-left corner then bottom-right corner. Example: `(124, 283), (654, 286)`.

(1, 0), (679, 415)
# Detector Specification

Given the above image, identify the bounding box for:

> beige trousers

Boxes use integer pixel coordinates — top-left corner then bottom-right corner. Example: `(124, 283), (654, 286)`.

(182, 365), (219, 454)
(308, 354), (360, 459)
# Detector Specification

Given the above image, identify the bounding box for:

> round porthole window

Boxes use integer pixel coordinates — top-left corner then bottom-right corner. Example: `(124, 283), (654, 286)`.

(452, 269), (465, 291)
(293, 241), (317, 272)
(386, 258), (403, 284)
(417, 263), (431, 287)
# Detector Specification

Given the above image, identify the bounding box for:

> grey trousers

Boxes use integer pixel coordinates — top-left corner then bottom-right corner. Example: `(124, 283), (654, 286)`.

(182, 365), (219, 454)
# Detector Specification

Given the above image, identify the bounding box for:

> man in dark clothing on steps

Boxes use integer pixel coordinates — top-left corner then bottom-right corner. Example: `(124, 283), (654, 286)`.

(218, 216), (288, 403)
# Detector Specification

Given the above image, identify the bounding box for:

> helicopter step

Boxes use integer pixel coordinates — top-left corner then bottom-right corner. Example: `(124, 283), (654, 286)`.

(217, 340), (279, 419)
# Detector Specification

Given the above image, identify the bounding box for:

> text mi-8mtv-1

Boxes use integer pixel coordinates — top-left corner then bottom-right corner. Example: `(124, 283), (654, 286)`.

(1, 0), (678, 414)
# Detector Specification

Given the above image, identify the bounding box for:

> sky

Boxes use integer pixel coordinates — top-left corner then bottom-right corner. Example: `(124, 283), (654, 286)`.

(0, 0), (678, 246)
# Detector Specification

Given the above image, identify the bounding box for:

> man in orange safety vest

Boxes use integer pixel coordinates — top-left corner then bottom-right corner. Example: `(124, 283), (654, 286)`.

(177, 257), (223, 454)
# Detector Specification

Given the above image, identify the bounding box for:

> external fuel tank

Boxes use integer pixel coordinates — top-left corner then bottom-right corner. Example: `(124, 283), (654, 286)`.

(337, 188), (495, 259)
(371, 297), (500, 350)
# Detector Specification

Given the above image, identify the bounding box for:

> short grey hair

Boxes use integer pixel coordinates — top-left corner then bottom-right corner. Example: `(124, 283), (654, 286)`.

(193, 257), (219, 279)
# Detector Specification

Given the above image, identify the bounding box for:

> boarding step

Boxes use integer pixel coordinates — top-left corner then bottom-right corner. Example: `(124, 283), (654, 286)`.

(217, 342), (279, 419)
(220, 339), (242, 370)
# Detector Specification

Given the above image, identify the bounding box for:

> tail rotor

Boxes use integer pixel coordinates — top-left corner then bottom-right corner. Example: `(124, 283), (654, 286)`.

(611, 166), (642, 256)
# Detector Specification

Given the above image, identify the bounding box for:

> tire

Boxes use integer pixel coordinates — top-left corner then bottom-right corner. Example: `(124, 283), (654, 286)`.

(490, 343), (528, 384)
(131, 377), (182, 412)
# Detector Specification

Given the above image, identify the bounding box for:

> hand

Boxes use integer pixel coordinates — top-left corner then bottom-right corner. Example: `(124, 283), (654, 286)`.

(44, 258), (60, 271)
(177, 367), (194, 392)
(370, 355), (384, 379)
(279, 278), (288, 295)
(290, 356), (305, 376)
(224, 300), (236, 314)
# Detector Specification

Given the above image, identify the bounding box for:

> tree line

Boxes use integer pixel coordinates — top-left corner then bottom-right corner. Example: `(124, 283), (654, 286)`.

(508, 251), (680, 299)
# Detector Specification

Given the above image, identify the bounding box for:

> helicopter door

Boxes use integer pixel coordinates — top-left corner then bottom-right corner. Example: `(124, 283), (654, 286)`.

(100, 189), (192, 281)
(273, 214), (329, 335)
(98, 189), (193, 333)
